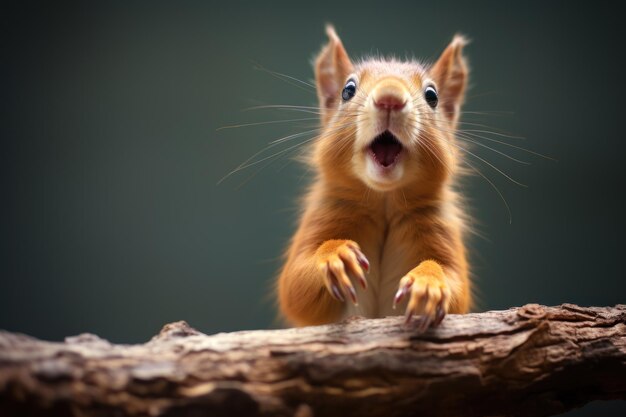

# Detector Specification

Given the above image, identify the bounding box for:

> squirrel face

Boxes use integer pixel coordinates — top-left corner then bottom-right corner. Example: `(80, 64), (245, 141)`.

(350, 63), (440, 191)
(313, 27), (468, 195)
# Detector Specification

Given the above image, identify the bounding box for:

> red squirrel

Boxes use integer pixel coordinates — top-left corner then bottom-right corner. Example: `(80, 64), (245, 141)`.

(277, 26), (472, 331)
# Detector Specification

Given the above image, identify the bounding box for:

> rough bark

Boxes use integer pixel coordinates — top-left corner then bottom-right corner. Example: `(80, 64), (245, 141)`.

(0, 304), (625, 417)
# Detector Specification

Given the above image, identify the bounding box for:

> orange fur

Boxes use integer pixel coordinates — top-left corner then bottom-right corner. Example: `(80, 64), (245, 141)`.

(278, 26), (472, 327)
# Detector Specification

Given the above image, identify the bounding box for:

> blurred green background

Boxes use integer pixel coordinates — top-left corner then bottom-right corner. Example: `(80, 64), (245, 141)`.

(1, 1), (624, 414)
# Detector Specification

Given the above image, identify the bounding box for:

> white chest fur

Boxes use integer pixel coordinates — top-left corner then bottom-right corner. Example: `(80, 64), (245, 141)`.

(342, 233), (414, 319)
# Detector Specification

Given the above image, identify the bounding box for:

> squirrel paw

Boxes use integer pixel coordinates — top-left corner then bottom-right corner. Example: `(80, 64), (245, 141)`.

(393, 260), (451, 332)
(316, 240), (369, 305)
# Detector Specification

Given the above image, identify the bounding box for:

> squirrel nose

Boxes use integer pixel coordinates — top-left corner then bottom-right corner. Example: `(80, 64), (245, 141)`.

(372, 78), (409, 111)
(374, 95), (407, 111)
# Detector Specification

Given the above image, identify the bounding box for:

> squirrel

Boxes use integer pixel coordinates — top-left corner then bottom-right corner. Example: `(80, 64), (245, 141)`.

(277, 25), (472, 331)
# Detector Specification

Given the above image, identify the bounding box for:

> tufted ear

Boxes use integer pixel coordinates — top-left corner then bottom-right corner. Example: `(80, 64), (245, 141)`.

(431, 35), (469, 126)
(315, 25), (354, 125)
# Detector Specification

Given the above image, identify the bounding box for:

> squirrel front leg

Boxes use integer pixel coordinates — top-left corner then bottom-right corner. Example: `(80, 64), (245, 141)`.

(392, 221), (470, 332)
(278, 209), (370, 327)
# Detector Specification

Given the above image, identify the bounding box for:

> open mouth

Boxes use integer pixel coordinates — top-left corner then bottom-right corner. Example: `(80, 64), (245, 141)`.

(368, 131), (403, 168)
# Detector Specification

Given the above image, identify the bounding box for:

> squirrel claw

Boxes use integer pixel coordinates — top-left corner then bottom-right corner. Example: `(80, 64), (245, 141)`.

(331, 284), (345, 302)
(317, 240), (369, 305)
(397, 262), (450, 330)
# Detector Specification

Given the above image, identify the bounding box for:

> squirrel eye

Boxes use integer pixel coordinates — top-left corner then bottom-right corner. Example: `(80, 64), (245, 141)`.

(342, 79), (357, 101)
(424, 86), (438, 108)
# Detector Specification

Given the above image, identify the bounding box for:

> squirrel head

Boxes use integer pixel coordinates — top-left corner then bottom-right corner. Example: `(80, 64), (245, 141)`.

(312, 25), (469, 194)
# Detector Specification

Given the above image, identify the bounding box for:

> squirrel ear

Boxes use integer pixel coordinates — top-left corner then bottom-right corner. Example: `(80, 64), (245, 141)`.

(431, 35), (469, 125)
(315, 25), (354, 122)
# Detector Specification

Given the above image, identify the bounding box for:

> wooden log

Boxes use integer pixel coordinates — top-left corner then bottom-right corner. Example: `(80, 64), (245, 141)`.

(0, 304), (625, 417)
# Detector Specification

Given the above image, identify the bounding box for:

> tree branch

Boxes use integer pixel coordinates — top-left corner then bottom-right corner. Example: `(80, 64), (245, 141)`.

(1, 304), (625, 417)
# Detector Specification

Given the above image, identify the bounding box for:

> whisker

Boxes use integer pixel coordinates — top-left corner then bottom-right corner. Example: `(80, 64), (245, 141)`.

(456, 142), (527, 187)
(461, 129), (524, 140)
(455, 135), (531, 165)
(244, 105), (323, 115)
(220, 129), (321, 185)
(218, 137), (318, 184)
(463, 160), (513, 224)
(411, 118), (531, 165)
(418, 119), (555, 161)
(415, 115), (528, 187)
(216, 117), (320, 131)
(458, 131), (555, 161)
(268, 128), (321, 145)
(236, 137), (314, 190)
(407, 110), (555, 162)
(235, 153), (283, 190)
(251, 61), (316, 92)
(464, 90), (502, 100)
(455, 120), (520, 132)
(221, 117), (360, 185)
(270, 120), (359, 145)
